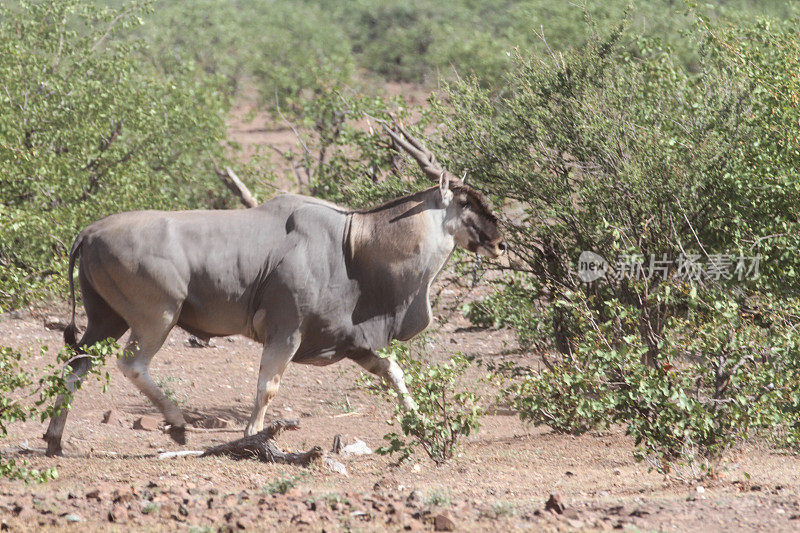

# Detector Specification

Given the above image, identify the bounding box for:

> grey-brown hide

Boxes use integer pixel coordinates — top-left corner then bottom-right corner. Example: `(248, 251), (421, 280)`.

(44, 181), (504, 456)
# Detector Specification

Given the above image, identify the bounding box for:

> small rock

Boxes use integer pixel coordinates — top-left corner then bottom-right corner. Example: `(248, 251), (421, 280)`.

(86, 484), (111, 501)
(193, 415), (232, 429)
(433, 512), (456, 531)
(113, 488), (136, 504)
(102, 409), (124, 426)
(186, 336), (213, 348)
(695, 486), (705, 494)
(44, 316), (69, 331)
(407, 490), (423, 506)
(545, 494), (565, 514)
(613, 468), (622, 476)
(291, 511), (316, 525)
(11, 502), (32, 520)
(341, 439), (372, 457)
(64, 514), (82, 523)
(108, 504), (128, 523)
(133, 416), (160, 432)
(236, 517), (254, 529)
(323, 456), (349, 477)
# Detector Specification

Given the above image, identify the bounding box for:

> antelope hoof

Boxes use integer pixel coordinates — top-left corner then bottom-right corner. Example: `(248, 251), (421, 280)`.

(167, 425), (187, 445)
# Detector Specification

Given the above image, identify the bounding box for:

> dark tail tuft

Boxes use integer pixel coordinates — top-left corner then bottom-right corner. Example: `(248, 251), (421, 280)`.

(64, 323), (79, 349)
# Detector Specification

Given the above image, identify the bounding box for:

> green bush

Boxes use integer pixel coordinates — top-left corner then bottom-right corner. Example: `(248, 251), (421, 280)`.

(362, 341), (484, 465)
(0, 0), (230, 310)
(461, 274), (542, 350)
(137, 0), (353, 104)
(312, 0), (795, 85)
(437, 13), (800, 474)
(1, 341), (117, 481)
(499, 292), (799, 475)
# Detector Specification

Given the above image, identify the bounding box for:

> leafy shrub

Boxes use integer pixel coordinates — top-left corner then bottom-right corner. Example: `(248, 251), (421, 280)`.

(438, 13), (800, 474)
(270, 84), (429, 208)
(311, 0), (795, 85)
(1, 341), (117, 481)
(362, 341), (484, 465)
(137, 0), (353, 103)
(501, 292), (800, 475)
(0, 0), (230, 310)
(461, 274), (541, 349)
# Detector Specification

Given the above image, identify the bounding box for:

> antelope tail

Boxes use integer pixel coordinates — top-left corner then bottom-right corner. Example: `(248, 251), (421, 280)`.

(63, 234), (84, 349)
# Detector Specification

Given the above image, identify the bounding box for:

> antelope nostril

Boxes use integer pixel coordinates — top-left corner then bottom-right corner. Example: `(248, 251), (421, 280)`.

(498, 241), (507, 253)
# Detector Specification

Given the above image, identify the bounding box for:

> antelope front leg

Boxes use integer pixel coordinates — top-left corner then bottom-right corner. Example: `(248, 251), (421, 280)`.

(245, 330), (301, 437)
(352, 350), (417, 412)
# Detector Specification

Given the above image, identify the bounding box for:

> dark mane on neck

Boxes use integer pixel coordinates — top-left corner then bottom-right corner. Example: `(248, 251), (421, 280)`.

(349, 187), (437, 215)
(350, 184), (495, 222)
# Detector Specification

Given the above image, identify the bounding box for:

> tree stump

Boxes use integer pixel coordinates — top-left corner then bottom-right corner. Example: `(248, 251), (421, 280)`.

(200, 419), (322, 466)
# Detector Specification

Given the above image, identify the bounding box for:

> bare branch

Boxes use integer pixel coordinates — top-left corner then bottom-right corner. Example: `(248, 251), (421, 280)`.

(211, 160), (258, 208)
(200, 419), (323, 466)
(90, 8), (131, 53)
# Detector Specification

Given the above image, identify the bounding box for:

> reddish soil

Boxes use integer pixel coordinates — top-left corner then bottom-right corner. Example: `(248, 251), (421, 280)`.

(2, 94), (799, 531)
(1, 297), (799, 531)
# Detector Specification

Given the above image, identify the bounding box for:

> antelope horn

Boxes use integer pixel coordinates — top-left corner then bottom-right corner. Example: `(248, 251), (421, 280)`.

(382, 122), (460, 185)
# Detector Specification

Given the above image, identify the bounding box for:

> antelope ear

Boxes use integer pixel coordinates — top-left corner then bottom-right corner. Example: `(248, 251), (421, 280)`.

(439, 172), (452, 206)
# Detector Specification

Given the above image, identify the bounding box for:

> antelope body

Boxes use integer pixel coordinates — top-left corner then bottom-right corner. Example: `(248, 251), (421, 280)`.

(44, 126), (504, 456)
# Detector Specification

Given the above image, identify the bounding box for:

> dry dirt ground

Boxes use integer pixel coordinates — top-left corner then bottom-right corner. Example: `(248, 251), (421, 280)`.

(3, 94), (800, 531)
(1, 302), (800, 532)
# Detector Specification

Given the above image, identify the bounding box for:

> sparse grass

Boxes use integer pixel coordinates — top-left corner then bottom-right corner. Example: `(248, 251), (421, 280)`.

(154, 376), (188, 405)
(425, 488), (451, 507)
(491, 501), (516, 518)
(327, 393), (355, 414)
(262, 475), (300, 495)
(140, 502), (159, 515)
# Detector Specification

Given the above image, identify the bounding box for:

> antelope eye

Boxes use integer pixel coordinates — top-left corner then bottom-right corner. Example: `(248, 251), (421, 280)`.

(458, 199), (469, 207)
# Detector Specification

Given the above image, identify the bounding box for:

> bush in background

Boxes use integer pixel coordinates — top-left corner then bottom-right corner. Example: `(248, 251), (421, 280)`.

(0, 0), (230, 310)
(138, 0), (353, 103)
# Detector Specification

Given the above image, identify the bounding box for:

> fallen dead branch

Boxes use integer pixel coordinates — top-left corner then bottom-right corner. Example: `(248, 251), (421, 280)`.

(199, 419), (323, 466)
(211, 159), (258, 208)
(184, 426), (245, 434)
(330, 411), (363, 419)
